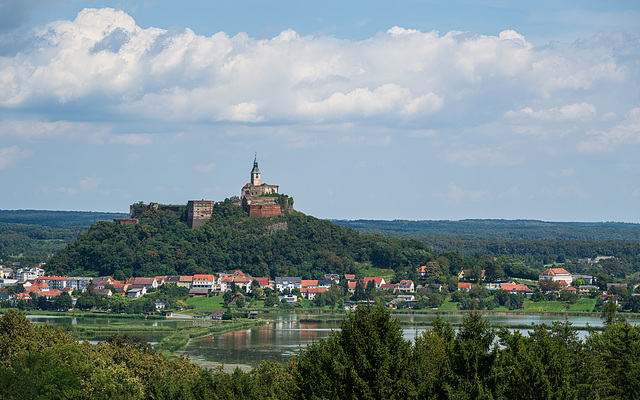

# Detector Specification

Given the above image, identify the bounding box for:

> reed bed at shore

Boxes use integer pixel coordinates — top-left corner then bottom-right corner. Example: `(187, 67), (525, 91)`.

(156, 320), (265, 352)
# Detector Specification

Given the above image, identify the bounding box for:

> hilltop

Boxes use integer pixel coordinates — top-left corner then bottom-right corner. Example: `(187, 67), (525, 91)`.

(44, 200), (439, 280)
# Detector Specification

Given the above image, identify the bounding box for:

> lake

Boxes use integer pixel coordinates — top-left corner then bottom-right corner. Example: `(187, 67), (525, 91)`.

(178, 312), (635, 371)
(28, 312), (637, 372)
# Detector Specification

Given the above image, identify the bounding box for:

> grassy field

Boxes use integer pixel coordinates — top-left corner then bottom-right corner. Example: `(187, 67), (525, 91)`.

(185, 296), (225, 314)
(355, 267), (395, 280)
(568, 298), (597, 312)
(439, 301), (459, 311)
(522, 300), (567, 312)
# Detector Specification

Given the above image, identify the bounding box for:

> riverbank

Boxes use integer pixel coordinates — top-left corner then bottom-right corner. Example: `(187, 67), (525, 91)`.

(297, 316), (608, 331)
(156, 319), (266, 354)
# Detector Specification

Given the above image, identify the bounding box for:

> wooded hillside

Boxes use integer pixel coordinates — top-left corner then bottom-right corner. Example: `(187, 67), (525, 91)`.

(44, 201), (442, 280)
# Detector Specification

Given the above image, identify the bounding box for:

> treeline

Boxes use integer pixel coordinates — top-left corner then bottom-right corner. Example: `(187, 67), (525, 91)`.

(332, 219), (640, 241)
(420, 236), (640, 278)
(42, 202), (640, 280)
(45, 201), (446, 280)
(0, 222), (87, 265)
(0, 209), (128, 228)
(1, 307), (638, 399)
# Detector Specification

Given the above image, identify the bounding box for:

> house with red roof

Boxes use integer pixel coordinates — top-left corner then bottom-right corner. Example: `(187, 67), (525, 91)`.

(127, 277), (158, 289)
(539, 268), (573, 286)
(380, 283), (398, 291)
(192, 274), (215, 291)
(500, 283), (533, 297)
(363, 277), (386, 289)
(10, 292), (31, 306)
(233, 276), (254, 293)
(458, 282), (471, 291)
(257, 278), (274, 290)
(219, 275), (234, 291)
(177, 276), (193, 288)
(397, 280), (415, 292)
(301, 287), (328, 300)
(35, 276), (67, 290)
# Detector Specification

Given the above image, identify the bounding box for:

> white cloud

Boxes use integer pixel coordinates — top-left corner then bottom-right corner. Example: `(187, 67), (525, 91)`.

(499, 186), (520, 198)
(504, 102), (596, 121)
(578, 107), (640, 153)
(79, 176), (102, 192)
(218, 102), (265, 123)
(0, 146), (32, 169)
(547, 168), (575, 178)
(109, 134), (153, 145)
(440, 181), (490, 202)
(0, 119), (109, 142)
(543, 183), (590, 199)
(442, 147), (519, 167)
(355, 161), (367, 169)
(51, 176), (102, 195)
(299, 84), (442, 121)
(0, 8), (631, 130)
(193, 162), (217, 173)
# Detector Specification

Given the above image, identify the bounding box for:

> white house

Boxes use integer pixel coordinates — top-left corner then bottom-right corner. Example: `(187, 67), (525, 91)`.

(538, 268), (573, 286)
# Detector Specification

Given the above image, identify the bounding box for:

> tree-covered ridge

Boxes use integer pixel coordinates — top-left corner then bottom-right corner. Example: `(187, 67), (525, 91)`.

(332, 219), (640, 241)
(0, 222), (88, 265)
(0, 210), (128, 228)
(45, 201), (438, 280)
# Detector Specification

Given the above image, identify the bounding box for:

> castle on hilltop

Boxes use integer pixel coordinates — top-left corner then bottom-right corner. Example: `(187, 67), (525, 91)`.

(124, 155), (293, 228)
(241, 154), (292, 218)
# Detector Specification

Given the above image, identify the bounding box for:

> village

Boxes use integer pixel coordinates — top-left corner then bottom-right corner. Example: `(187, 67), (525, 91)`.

(0, 261), (633, 316)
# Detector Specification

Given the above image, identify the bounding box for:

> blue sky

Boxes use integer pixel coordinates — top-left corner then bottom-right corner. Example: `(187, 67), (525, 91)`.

(1, 1), (639, 222)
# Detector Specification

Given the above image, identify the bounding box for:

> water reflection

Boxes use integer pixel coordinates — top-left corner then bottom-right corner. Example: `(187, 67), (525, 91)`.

(26, 312), (639, 373)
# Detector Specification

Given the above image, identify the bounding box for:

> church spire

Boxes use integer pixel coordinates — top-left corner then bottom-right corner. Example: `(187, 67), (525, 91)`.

(251, 153), (261, 185)
(251, 153), (260, 174)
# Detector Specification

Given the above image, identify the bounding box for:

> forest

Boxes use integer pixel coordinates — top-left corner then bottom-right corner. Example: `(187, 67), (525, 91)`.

(0, 223), (87, 266)
(37, 201), (639, 282)
(332, 219), (640, 241)
(1, 305), (637, 399)
(3, 204), (640, 281)
(0, 210), (127, 228)
(43, 201), (443, 281)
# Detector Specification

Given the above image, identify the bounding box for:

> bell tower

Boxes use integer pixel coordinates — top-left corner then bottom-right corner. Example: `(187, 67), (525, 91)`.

(250, 153), (261, 185)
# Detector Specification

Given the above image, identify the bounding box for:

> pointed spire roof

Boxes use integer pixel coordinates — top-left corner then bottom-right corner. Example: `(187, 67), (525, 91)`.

(251, 153), (260, 174)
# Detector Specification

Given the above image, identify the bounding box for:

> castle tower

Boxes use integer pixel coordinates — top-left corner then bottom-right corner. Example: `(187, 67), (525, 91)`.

(251, 153), (261, 185)
(187, 200), (215, 229)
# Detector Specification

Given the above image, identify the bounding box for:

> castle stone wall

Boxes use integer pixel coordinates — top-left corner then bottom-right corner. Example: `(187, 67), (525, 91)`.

(187, 200), (215, 229)
(248, 204), (282, 218)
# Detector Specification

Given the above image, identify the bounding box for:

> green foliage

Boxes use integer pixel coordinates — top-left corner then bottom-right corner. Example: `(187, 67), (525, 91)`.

(333, 219), (640, 241)
(293, 305), (416, 399)
(0, 222), (88, 266)
(0, 210), (128, 228)
(45, 208), (435, 279)
(2, 308), (640, 399)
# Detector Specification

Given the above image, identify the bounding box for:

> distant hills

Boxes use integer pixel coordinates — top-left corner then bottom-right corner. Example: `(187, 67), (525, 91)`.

(2, 210), (640, 278)
(0, 209), (128, 228)
(3, 210), (639, 241)
(331, 219), (640, 242)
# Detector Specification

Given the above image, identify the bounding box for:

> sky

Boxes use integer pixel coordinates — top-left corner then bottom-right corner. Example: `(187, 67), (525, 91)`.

(0, 1), (639, 222)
